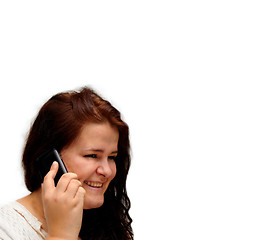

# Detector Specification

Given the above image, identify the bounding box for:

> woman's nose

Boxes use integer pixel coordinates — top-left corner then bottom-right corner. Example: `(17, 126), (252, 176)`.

(96, 158), (113, 178)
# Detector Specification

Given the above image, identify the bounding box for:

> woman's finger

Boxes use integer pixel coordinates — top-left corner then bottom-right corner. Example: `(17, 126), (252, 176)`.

(56, 172), (78, 193)
(42, 161), (59, 190)
(75, 186), (86, 204)
(66, 179), (82, 198)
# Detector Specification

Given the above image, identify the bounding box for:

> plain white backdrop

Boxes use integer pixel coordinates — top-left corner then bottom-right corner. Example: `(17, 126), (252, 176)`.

(0, 1), (266, 239)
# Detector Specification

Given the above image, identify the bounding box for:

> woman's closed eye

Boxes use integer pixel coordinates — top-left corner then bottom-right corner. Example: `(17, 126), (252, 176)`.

(108, 155), (117, 161)
(84, 154), (117, 161)
(84, 154), (97, 159)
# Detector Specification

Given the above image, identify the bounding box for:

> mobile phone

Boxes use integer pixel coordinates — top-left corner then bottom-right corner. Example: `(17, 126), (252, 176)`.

(35, 148), (68, 185)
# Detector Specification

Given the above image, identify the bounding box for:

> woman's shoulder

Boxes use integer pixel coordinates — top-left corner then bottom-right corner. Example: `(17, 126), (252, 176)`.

(0, 202), (24, 239)
(0, 201), (45, 240)
(0, 202), (29, 230)
(0, 201), (20, 221)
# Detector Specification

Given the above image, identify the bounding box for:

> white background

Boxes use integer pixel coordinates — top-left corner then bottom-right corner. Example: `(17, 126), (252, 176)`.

(0, 1), (266, 239)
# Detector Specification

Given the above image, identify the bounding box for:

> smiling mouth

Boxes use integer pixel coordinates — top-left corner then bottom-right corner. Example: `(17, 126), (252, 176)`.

(84, 181), (103, 188)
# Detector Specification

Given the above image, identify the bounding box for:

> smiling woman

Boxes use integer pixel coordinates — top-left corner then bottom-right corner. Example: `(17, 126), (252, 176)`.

(0, 87), (133, 240)
(60, 122), (119, 210)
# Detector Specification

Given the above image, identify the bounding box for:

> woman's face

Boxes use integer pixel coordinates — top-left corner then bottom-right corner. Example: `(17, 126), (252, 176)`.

(60, 121), (118, 209)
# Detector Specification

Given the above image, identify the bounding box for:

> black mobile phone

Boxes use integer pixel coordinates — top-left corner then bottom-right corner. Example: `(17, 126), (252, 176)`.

(35, 148), (68, 185)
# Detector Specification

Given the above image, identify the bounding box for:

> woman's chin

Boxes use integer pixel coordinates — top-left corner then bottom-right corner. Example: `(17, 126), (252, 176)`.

(83, 197), (104, 210)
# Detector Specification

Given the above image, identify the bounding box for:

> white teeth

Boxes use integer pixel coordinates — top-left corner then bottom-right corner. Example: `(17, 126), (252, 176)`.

(85, 181), (103, 188)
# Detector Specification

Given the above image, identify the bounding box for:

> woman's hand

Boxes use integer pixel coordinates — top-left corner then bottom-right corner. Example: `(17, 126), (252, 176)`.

(42, 161), (85, 240)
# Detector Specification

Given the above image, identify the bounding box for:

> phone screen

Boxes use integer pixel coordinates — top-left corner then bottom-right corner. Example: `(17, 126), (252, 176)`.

(35, 148), (68, 185)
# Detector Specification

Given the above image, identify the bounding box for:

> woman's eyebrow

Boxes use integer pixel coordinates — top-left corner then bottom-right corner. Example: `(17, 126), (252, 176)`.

(87, 149), (103, 152)
(86, 148), (118, 154)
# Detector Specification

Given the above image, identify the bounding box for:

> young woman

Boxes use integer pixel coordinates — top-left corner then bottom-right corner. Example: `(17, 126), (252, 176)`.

(0, 87), (133, 240)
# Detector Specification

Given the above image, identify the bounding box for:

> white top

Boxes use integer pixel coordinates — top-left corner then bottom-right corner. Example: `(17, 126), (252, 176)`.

(0, 201), (47, 240)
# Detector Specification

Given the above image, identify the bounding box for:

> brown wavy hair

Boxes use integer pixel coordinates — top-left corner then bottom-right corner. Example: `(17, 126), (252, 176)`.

(22, 87), (133, 239)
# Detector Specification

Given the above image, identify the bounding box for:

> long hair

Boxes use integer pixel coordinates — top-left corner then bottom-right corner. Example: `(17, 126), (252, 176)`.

(22, 87), (133, 239)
